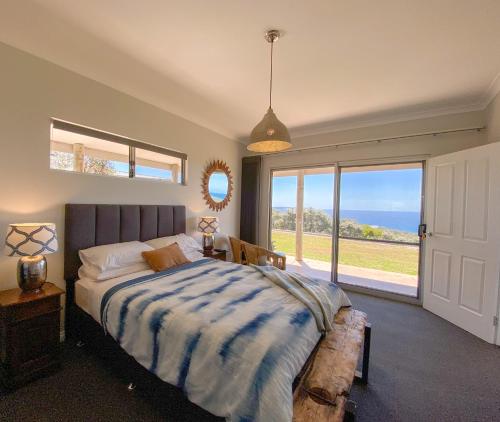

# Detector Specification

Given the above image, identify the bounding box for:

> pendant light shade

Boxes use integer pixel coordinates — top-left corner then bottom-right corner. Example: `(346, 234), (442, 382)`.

(247, 107), (291, 152)
(247, 30), (292, 153)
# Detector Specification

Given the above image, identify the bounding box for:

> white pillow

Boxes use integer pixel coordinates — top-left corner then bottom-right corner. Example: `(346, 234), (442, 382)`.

(144, 235), (177, 250)
(78, 241), (153, 281)
(177, 233), (202, 251)
(78, 262), (151, 281)
(145, 234), (204, 262)
(145, 234), (200, 252)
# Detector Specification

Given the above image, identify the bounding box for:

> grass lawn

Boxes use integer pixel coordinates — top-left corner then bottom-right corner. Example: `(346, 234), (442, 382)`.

(272, 230), (419, 275)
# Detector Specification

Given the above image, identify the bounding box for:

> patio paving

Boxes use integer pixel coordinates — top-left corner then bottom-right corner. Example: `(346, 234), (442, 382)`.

(286, 256), (418, 297)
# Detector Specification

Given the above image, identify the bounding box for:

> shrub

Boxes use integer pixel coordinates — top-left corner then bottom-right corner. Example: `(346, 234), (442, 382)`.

(362, 225), (383, 239)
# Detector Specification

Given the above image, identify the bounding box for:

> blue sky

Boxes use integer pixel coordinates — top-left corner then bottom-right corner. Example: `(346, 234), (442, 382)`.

(272, 168), (422, 212)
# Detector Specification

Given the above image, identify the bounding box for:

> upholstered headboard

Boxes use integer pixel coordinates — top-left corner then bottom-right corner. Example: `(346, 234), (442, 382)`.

(64, 203), (186, 283)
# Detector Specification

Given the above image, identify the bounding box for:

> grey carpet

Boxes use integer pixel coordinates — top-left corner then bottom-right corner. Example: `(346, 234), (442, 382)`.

(348, 293), (500, 422)
(1, 292), (499, 422)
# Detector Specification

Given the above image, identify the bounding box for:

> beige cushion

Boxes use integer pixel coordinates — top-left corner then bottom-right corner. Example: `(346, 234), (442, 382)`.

(141, 243), (191, 272)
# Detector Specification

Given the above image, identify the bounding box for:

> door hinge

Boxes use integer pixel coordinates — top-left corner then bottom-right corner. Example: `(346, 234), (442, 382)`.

(494, 316), (499, 327)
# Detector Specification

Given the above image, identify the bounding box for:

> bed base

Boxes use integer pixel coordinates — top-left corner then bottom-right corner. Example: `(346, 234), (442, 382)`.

(68, 305), (369, 422)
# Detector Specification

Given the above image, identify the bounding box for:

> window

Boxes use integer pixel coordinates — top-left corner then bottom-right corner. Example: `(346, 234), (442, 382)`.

(50, 120), (187, 184)
(134, 147), (183, 183)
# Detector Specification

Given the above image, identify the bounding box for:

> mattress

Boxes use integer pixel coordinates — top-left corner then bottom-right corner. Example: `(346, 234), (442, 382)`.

(75, 269), (155, 323)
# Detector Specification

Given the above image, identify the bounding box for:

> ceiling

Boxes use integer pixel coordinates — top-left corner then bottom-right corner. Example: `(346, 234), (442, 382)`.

(2, 0), (500, 142)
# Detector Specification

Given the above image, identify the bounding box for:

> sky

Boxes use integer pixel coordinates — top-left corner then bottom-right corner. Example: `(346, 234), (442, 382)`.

(272, 168), (422, 212)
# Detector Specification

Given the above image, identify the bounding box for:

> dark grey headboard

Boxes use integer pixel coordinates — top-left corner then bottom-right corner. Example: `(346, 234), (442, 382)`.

(64, 204), (186, 285)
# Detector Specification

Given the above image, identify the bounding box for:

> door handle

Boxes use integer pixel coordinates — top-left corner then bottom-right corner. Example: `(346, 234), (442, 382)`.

(418, 224), (432, 239)
(418, 224), (427, 239)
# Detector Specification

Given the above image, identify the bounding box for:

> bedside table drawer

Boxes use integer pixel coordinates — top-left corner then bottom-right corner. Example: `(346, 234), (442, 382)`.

(8, 310), (60, 374)
(9, 296), (60, 322)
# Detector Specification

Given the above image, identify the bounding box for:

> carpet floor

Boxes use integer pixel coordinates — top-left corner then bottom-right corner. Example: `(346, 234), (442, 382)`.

(1, 292), (499, 422)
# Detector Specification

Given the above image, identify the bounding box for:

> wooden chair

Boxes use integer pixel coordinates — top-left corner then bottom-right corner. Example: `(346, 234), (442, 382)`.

(229, 236), (286, 270)
(228, 236), (245, 265)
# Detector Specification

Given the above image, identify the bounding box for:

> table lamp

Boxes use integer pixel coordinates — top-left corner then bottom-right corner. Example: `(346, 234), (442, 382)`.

(198, 217), (219, 252)
(4, 223), (58, 292)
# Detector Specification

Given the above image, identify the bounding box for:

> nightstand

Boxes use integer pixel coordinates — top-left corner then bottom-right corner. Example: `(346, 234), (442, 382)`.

(0, 282), (64, 389)
(203, 249), (227, 261)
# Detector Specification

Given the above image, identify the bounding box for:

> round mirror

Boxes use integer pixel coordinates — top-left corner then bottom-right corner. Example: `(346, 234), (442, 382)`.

(202, 160), (233, 211)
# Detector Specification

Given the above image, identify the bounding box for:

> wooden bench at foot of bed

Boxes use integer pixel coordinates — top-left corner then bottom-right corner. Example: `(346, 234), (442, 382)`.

(293, 308), (368, 421)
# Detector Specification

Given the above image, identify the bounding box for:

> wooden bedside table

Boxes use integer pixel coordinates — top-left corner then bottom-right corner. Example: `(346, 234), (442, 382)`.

(0, 282), (64, 389)
(203, 249), (227, 261)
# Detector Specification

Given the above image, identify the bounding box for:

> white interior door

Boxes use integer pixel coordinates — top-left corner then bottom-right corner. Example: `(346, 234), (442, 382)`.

(423, 142), (500, 344)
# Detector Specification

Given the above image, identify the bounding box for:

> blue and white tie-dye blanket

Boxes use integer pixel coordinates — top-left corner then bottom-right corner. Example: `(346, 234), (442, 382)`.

(100, 258), (351, 422)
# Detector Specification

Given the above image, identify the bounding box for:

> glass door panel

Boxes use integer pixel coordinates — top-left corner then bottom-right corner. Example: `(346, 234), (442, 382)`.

(271, 166), (335, 281)
(337, 163), (423, 297)
(271, 170), (297, 258)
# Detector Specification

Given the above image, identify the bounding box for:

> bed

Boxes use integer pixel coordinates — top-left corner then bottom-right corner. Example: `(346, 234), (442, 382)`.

(64, 204), (370, 422)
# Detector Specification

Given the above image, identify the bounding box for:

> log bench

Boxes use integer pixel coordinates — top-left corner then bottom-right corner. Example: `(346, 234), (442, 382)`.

(293, 308), (370, 421)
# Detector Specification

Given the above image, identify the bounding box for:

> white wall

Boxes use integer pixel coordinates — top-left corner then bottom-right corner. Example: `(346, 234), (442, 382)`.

(0, 42), (244, 292)
(258, 112), (487, 246)
(486, 91), (500, 143)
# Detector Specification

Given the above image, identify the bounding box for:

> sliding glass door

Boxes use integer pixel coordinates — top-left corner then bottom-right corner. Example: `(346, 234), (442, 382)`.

(269, 162), (424, 297)
(337, 163), (423, 297)
(270, 166), (335, 281)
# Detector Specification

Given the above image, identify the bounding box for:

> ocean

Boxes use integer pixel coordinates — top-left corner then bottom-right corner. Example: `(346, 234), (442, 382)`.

(273, 207), (421, 233)
(339, 210), (420, 233)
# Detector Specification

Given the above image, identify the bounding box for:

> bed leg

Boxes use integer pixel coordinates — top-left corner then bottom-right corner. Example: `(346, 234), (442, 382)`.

(127, 382), (136, 391)
(355, 323), (371, 385)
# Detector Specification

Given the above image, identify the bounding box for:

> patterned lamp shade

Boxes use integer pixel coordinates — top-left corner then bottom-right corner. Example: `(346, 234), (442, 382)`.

(198, 217), (219, 234)
(5, 223), (58, 257)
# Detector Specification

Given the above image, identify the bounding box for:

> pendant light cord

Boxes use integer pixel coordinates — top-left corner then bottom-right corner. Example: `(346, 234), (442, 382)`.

(269, 40), (273, 109)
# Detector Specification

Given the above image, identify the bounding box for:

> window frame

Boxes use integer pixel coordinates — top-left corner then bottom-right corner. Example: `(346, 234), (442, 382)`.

(50, 119), (187, 185)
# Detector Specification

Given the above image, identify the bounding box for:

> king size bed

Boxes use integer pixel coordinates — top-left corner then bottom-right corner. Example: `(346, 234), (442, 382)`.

(64, 204), (370, 422)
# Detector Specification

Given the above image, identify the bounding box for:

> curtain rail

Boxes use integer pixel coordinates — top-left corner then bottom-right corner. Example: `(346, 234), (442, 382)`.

(261, 126), (485, 156)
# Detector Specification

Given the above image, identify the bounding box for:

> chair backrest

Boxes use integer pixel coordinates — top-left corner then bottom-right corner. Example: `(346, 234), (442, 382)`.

(241, 242), (261, 266)
(229, 237), (286, 270)
(228, 236), (243, 264)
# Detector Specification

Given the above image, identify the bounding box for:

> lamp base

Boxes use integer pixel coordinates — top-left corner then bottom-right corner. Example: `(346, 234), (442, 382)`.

(202, 233), (215, 253)
(17, 255), (47, 292)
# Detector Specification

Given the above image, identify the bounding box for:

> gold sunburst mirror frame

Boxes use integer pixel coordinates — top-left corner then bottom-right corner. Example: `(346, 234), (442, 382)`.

(202, 160), (234, 211)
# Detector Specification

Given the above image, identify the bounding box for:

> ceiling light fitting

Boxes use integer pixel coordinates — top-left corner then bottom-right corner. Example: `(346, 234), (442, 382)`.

(247, 29), (292, 153)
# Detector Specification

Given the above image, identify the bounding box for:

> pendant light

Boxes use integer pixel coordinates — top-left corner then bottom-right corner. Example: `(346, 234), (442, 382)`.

(247, 30), (292, 153)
